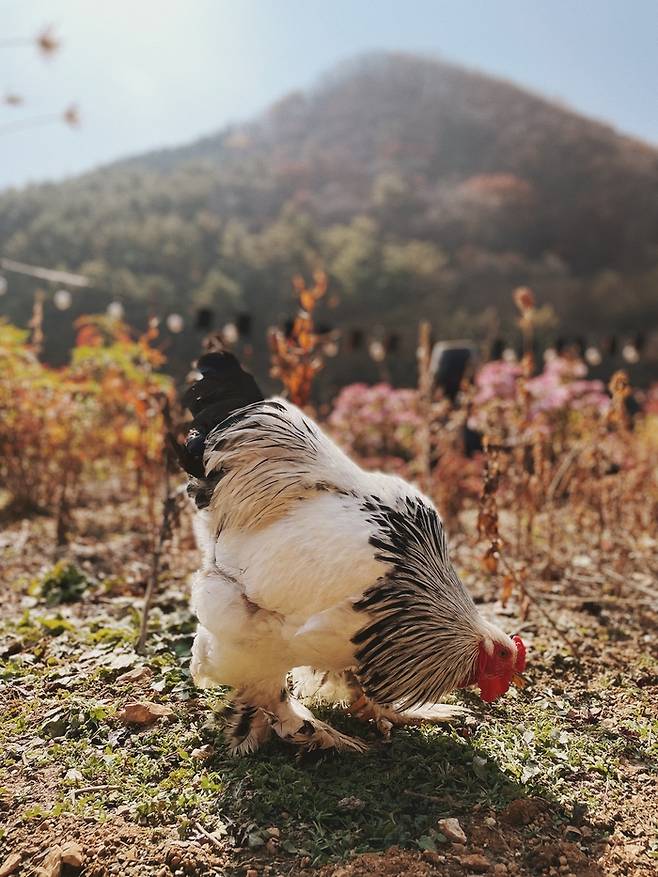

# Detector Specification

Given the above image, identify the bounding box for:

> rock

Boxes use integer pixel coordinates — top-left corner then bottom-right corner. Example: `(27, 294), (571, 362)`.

(438, 817), (467, 844)
(0, 853), (21, 877)
(191, 744), (214, 760)
(493, 865), (507, 875)
(60, 842), (84, 868)
(37, 847), (63, 877)
(484, 817), (496, 828)
(64, 768), (84, 784)
(460, 853), (491, 872)
(117, 700), (173, 725)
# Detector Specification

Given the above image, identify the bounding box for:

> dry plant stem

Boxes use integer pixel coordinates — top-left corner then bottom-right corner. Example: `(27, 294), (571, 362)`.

(499, 555), (579, 658)
(195, 823), (226, 851)
(403, 789), (448, 805)
(416, 320), (433, 493)
(137, 454), (175, 654)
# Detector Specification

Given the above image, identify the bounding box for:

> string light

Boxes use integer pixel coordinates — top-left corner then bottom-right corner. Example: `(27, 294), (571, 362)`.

(107, 301), (124, 320)
(222, 322), (239, 345)
(0, 275), (6, 296)
(368, 340), (385, 363)
(166, 313), (184, 333)
(502, 348), (518, 363)
(54, 289), (72, 310)
(622, 344), (639, 364)
(585, 347), (602, 366)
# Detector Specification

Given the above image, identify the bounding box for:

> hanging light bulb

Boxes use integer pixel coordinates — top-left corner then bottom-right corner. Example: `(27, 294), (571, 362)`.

(0, 275), (7, 296)
(368, 340), (386, 363)
(622, 344), (639, 364)
(107, 301), (124, 320)
(54, 289), (72, 310)
(585, 346), (602, 366)
(222, 322), (239, 345)
(166, 313), (184, 333)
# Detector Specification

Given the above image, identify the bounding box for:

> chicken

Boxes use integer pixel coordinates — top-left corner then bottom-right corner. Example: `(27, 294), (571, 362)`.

(178, 352), (526, 755)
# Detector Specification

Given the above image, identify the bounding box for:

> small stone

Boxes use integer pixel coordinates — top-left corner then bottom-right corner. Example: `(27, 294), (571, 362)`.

(65, 768), (84, 784)
(60, 842), (84, 868)
(265, 827), (280, 838)
(460, 853), (491, 872)
(559, 856), (568, 867)
(484, 817), (496, 828)
(438, 817), (467, 844)
(246, 870), (258, 877)
(0, 853), (21, 877)
(493, 865), (507, 876)
(191, 744), (214, 760)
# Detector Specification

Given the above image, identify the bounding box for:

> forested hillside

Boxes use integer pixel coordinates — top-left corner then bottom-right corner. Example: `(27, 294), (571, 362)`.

(1, 52), (657, 385)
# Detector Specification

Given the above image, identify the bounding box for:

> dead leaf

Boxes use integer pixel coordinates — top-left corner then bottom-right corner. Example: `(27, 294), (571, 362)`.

(117, 700), (173, 725)
(191, 744), (214, 760)
(500, 574), (514, 607)
(117, 665), (153, 684)
(0, 852), (21, 877)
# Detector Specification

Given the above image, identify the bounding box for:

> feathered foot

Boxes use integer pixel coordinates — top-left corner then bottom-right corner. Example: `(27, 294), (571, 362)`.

(224, 700), (274, 755)
(274, 689), (367, 753)
(345, 675), (468, 738)
(224, 685), (367, 755)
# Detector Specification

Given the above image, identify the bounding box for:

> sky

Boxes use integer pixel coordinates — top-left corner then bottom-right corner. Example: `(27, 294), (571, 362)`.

(1, 0), (657, 192)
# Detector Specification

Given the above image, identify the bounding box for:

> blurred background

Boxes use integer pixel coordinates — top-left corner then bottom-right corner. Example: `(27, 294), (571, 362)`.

(1, 0), (657, 392)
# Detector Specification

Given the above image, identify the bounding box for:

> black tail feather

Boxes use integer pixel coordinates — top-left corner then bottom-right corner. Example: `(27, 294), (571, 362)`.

(177, 352), (264, 477)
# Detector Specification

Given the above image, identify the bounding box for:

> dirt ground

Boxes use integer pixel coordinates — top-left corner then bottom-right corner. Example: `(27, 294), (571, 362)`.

(1, 494), (657, 877)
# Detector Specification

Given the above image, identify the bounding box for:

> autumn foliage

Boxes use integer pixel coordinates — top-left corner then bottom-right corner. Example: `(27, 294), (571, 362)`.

(0, 315), (172, 533)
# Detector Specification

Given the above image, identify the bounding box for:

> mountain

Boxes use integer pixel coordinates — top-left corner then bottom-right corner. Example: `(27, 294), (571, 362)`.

(1, 52), (657, 387)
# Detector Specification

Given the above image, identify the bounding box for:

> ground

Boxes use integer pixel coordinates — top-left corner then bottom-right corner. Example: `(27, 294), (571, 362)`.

(1, 495), (657, 877)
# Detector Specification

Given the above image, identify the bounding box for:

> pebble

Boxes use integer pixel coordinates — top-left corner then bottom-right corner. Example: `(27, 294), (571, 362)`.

(493, 865), (507, 875)
(459, 853), (491, 872)
(438, 817), (467, 844)
(484, 817), (496, 828)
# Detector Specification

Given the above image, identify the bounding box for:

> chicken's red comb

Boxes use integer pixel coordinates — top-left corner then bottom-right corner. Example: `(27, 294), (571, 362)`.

(512, 635), (526, 672)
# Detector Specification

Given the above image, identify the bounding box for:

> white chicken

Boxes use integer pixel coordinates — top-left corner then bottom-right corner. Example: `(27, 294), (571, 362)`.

(178, 352), (526, 755)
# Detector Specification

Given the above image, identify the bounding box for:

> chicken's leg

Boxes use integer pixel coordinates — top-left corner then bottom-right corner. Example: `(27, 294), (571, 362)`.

(226, 682), (367, 755)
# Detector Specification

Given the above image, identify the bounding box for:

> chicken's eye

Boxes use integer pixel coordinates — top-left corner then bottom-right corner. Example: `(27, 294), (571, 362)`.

(497, 647), (510, 659)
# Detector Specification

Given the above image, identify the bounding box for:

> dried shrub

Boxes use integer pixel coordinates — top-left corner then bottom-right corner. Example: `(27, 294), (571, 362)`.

(0, 315), (173, 533)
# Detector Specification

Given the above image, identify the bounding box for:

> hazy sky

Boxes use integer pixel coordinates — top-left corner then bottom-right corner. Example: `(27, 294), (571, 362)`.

(2, 0), (657, 192)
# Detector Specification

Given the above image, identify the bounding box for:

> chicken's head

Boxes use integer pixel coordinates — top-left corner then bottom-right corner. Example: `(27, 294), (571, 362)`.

(464, 633), (526, 702)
